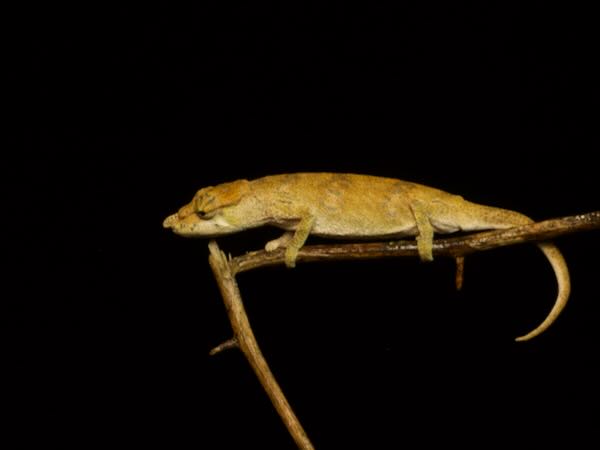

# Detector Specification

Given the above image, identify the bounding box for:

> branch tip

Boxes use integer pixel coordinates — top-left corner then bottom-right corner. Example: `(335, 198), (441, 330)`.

(455, 256), (465, 291)
(209, 338), (239, 356)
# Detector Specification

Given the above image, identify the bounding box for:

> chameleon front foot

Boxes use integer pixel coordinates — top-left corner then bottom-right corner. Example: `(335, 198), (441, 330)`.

(272, 215), (315, 269)
(264, 232), (300, 268)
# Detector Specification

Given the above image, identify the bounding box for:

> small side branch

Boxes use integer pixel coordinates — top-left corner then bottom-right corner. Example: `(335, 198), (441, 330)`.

(209, 338), (239, 356)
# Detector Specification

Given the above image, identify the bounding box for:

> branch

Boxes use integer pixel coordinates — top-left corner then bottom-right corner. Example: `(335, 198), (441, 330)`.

(231, 211), (600, 274)
(208, 241), (315, 450)
(207, 211), (598, 449)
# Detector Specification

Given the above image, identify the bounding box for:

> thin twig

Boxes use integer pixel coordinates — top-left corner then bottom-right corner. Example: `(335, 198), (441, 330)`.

(208, 241), (315, 450)
(209, 337), (239, 356)
(455, 256), (465, 290)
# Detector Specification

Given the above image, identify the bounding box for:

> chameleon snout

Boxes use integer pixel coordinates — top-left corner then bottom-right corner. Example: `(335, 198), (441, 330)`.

(163, 210), (204, 231)
(163, 202), (197, 229)
(163, 214), (178, 228)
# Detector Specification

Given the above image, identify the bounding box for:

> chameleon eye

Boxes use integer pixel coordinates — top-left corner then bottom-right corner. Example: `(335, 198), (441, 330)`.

(194, 195), (216, 219)
(196, 209), (216, 220)
(194, 197), (207, 217)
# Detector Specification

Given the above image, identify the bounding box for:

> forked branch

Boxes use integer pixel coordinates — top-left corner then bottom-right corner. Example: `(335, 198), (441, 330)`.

(207, 211), (599, 449)
(208, 242), (315, 450)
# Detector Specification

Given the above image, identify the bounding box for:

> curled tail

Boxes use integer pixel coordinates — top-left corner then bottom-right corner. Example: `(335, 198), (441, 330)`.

(465, 203), (571, 341)
(515, 242), (571, 342)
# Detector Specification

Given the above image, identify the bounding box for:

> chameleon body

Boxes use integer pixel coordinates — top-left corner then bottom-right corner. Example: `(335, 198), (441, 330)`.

(163, 173), (570, 341)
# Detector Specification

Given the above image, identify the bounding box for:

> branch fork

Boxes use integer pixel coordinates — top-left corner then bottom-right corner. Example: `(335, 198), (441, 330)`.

(205, 212), (599, 449)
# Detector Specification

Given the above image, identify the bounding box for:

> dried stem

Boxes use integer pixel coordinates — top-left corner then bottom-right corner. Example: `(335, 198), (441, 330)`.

(208, 241), (315, 450)
(231, 212), (600, 274)
(208, 337), (238, 356)
(207, 211), (599, 449)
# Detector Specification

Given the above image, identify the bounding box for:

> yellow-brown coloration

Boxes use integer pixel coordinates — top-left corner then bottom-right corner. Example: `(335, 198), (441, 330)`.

(164, 173), (570, 341)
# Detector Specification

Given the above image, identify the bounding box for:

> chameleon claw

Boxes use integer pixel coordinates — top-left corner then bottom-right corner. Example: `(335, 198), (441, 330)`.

(284, 247), (298, 268)
(265, 231), (294, 252)
(416, 236), (434, 262)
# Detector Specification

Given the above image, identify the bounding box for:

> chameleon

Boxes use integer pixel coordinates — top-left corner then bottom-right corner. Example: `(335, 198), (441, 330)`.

(163, 173), (570, 342)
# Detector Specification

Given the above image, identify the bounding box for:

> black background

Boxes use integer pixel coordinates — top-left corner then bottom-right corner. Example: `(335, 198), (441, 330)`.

(10, 3), (598, 448)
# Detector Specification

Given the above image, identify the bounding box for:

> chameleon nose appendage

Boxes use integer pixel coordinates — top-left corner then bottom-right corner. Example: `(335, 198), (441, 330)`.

(163, 214), (178, 228)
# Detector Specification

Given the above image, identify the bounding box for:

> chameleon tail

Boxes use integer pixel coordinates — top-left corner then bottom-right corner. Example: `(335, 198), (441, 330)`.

(465, 203), (571, 341)
(514, 242), (571, 341)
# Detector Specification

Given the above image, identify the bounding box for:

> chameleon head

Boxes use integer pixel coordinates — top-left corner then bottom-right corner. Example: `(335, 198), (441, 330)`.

(162, 179), (250, 237)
